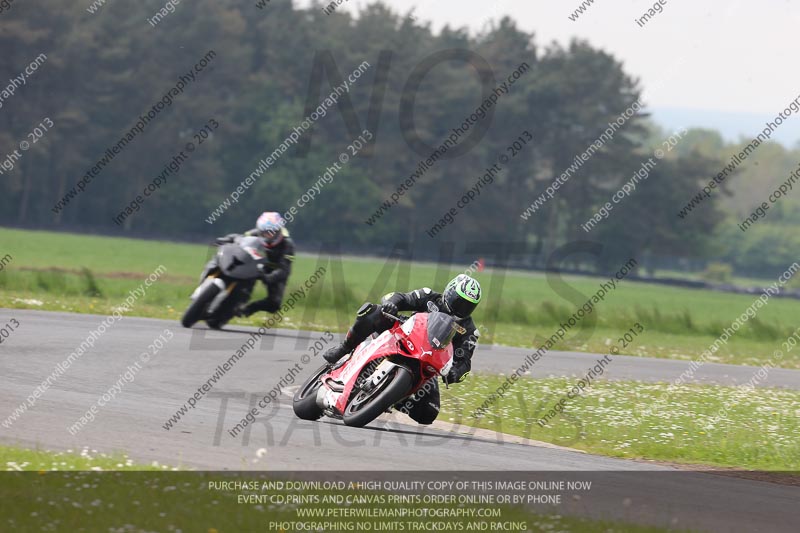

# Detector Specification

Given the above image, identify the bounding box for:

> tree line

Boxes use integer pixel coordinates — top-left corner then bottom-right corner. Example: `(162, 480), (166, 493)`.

(0, 0), (795, 277)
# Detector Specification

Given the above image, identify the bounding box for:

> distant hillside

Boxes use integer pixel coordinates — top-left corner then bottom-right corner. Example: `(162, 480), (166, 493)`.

(652, 107), (800, 148)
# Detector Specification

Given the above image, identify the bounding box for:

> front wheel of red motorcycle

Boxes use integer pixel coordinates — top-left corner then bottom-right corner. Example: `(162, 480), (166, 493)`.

(343, 366), (414, 428)
(292, 364), (329, 421)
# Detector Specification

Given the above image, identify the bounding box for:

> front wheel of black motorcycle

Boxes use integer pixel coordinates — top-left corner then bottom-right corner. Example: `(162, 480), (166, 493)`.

(205, 318), (227, 330)
(292, 364), (329, 421)
(181, 283), (221, 328)
(343, 366), (413, 428)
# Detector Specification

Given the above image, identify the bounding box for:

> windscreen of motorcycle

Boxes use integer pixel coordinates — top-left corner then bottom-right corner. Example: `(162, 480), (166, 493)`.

(238, 236), (268, 261)
(218, 236), (264, 280)
(400, 314), (417, 336)
(426, 312), (457, 349)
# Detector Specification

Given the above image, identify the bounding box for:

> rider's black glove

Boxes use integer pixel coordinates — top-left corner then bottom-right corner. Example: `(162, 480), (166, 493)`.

(215, 234), (236, 245)
(445, 369), (469, 385)
(380, 301), (398, 317)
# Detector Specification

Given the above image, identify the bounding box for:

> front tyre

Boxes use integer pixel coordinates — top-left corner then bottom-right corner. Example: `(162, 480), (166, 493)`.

(205, 318), (225, 330)
(181, 283), (221, 328)
(343, 366), (413, 428)
(293, 365), (329, 421)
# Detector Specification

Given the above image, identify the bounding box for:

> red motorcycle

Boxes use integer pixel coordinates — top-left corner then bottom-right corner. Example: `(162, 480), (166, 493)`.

(293, 311), (463, 427)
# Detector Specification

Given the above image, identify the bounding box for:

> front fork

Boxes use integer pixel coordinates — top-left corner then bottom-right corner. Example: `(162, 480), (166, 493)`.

(198, 259), (218, 284)
(318, 359), (411, 416)
(191, 274), (238, 315)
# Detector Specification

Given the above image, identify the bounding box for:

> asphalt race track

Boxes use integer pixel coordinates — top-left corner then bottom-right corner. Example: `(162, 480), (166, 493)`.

(1, 310), (799, 532)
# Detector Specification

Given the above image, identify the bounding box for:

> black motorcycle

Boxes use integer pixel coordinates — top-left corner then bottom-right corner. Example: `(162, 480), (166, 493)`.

(181, 236), (269, 329)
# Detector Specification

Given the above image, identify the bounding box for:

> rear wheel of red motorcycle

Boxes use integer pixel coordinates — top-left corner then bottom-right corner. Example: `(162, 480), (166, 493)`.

(292, 365), (329, 421)
(343, 366), (413, 428)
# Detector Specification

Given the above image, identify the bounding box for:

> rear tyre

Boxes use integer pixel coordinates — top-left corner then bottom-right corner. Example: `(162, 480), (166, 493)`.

(181, 283), (221, 328)
(292, 365), (329, 421)
(343, 366), (413, 428)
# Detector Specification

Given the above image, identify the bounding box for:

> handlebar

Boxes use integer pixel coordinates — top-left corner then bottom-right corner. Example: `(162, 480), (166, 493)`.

(381, 311), (408, 323)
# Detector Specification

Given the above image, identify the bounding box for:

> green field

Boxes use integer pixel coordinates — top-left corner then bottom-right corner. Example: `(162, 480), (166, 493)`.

(2, 228), (799, 368)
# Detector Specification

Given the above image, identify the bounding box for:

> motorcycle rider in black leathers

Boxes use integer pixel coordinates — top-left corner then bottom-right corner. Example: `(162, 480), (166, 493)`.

(322, 274), (482, 425)
(212, 211), (295, 318)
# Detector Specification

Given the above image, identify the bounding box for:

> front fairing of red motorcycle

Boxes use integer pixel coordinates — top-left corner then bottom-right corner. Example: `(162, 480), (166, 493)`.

(319, 313), (453, 415)
(398, 314), (454, 386)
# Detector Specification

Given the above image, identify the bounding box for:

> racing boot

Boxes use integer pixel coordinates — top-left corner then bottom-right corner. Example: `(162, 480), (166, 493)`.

(233, 302), (251, 317)
(322, 303), (377, 364)
(322, 334), (359, 365)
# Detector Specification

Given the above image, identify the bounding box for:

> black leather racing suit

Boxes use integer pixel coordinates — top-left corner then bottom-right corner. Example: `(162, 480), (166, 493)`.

(340, 287), (480, 424)
(214, 228), (295, 316)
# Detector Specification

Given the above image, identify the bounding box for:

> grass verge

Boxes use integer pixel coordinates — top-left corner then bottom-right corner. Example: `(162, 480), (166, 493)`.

(0, 446), (680, 533)
(440, 375), (800, 471)
(0, 445), (170, 472)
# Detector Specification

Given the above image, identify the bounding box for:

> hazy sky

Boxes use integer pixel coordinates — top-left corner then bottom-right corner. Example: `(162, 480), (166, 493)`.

(297, 0), (800, 115)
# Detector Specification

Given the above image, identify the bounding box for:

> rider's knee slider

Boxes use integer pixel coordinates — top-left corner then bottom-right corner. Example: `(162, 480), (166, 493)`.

(357, 302), (375, 317)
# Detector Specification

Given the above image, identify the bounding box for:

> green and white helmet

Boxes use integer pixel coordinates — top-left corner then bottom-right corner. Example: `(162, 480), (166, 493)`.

(442, 275), (481, 319)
